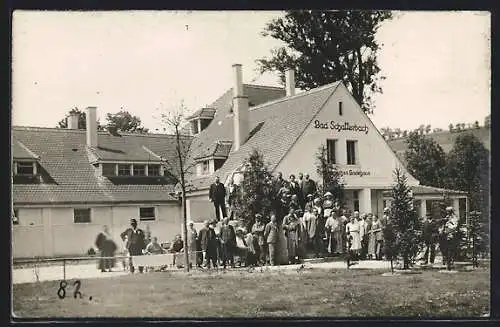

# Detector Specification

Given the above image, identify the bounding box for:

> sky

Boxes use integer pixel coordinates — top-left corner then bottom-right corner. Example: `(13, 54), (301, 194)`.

(11, 10), (491, 132)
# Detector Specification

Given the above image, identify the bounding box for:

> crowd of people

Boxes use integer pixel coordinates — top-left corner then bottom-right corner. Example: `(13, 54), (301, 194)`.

(92, 171), (461, 273)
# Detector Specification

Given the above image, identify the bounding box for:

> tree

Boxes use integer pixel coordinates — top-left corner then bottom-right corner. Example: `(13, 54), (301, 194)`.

(448, 123), (454, 132)
(425, 124), (431, 134)
(445, 134), (489, 256)
(106, 110), (149, 133)
(257, 10), (393, 112)
(159, 103), (195, 272)
(404, 131), (447, 188)
(388, 168), (423, 269)
(402, 130), (408, 137)
(474, 121), (480, 129)
(238, 149), (274, 232)
(315, 144), (344, 203)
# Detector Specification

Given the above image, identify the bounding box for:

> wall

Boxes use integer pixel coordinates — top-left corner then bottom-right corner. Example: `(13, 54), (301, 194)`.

(186, 193), (216, 222)
(275, 84), (419, 189)
(12, 203), (181, 259)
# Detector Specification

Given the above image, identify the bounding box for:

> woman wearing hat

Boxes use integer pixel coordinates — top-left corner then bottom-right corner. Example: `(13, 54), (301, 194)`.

(346, 215), (362, 259)
(283, 208), (301, 264)
(251, 214), (267, 265)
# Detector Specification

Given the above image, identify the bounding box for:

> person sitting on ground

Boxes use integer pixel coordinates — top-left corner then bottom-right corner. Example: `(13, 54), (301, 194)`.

(145, 236), (166, 272)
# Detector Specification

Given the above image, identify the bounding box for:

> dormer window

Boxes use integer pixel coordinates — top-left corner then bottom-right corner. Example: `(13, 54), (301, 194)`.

(148, 164), (161, 176)
(101, 163), (162, 177)
(133, 164), (146, 176)
(118, 164), (132, 176)
(14, 161), (37, 176)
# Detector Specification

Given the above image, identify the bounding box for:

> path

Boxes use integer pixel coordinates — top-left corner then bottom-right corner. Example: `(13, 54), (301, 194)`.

(12, 259), (393, 284)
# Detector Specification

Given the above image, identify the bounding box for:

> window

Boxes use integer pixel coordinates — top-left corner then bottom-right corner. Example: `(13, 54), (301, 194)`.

(118, 164), (131, 176)
(353, 191), (360, 212)
(16, 162), (34, 175)
(74, 208), (91, 223)
(191, 120), (199, 135)
(102, 163), (115, 176)
(202, 160), (210, 175)
(339, 102), (343, 116)
(148, 164), (160, 176)
(140, 207), (156, 221)
(12, 209), (19, 225)
(413, 200), (422, 217)
(346, 140), (357, 165)
(200, 119), (212, 131)
(214, 159), (225, 171)
(326, 139), (337, 164)
(133, 164), (146, 176)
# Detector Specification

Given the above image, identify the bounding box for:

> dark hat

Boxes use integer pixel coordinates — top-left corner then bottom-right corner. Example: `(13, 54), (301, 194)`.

(307, 194), (314, 198)
(130, 218), (137, 224)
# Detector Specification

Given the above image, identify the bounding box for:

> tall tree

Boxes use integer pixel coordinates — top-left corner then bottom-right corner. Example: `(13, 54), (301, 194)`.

(258, 10), (392, 112)
(238, 149), (274, 232)
(315, 144), (344, 203)
(106, 110), (149, 133)
(159, 103), (194, 272)
(388, 168), (423, 269)
(404, 132), (447, 188)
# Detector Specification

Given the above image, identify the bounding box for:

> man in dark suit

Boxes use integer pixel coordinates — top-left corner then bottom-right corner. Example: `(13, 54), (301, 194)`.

(421, 214), (438, 265)
(120, 218), (146, 273)
(199, 220), (210, 267)
(209, 176), (227, 221)
(205, 220), (219, 269)
(220, 218), (236, 268)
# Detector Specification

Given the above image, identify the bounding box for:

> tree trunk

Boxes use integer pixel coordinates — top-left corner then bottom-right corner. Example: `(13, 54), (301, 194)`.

(182, 188), (189, 272)
(390, 259), (394, 273)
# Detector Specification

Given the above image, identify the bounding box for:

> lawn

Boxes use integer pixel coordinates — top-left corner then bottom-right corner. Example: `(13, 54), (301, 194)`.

(12, 266), (490, 318)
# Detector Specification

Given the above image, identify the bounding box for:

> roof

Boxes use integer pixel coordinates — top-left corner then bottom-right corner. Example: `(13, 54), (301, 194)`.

(12, 127), (193, 205)
(186, 107), (217, 121)
(12, 139), (40, 160)
(186, 82), (341, 190)
(382, 185), (467, 197)
(194, 141), (233, 160)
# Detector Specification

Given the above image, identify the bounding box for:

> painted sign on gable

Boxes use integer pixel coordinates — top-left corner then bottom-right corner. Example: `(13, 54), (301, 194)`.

(313, 120), (369, 134)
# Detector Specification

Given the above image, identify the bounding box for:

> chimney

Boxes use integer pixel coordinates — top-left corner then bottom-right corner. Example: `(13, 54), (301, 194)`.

(67, 112), (80, 129)
(285, 68), (295, 96)
(85, 106), (98, 147)
(232, 64), (249, 152)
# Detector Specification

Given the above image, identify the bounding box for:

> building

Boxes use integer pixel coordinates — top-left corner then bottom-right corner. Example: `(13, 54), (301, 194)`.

(183, 64), (467, 223)
(12, 64), (469, 259)
(11, 110), (191, 259)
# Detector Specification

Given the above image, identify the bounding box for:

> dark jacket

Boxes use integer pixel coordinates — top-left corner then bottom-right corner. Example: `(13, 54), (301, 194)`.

(120, 228), (146, 252)
(423, 219), (438, 243)
(288, 181), (301, 197)
(302, 179), (317, 198)
(199, 227), (209, 251)
(209, 182), (226, 203)
(206, 228), (218, 251)
(220, 224), (236, 247)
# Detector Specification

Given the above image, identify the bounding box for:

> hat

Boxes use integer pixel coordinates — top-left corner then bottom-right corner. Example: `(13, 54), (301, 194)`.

(383, 207), (390, 212)
(130, 218), (137, 224)
(324, 192), (333, 197)
(307, 194), (314, 198)
(188, 221), (194, 225)
(255, 213), (263, 219)
(446, 206), (454, 211)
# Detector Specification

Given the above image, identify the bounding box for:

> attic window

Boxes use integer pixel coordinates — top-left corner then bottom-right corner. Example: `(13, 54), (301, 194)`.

(15, 161), (36, 176)
(339, 102), (343, 116)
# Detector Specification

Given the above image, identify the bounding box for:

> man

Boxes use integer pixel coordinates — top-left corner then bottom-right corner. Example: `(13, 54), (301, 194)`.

(274, 172), (286, 194)
(264, 214), (279, 266)
(120, 219), (146, 273)
(439, 207), (459, 270)
(226, 177), (239, 220)
(205, 221), (219, 269)
(251, 214), (267, 265)
(421, 214), (438, 265)
(358, 213), (368, 260)
(187, 221), (198, 268)
(288, 174), (301, 198)
(220, 218), (237, 269)
(199, 220), (210, 267)
(301, 174), (317, 207)
(169, 234), (184, 267)
(304, 206), (319, 257)
(209, 176), (227, 221)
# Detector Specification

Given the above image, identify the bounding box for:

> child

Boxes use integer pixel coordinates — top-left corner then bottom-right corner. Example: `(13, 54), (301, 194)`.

(121, 235), (130, 272)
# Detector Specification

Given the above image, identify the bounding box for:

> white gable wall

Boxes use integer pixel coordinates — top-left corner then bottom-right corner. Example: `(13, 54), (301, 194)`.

(275, 83), (419, 189)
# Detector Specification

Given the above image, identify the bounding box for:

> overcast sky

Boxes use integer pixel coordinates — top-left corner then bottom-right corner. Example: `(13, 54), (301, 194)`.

(12, 10), (490, 132)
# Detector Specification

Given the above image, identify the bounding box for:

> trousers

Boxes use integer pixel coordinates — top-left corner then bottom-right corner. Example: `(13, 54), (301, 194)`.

(268, 243), (276, 266)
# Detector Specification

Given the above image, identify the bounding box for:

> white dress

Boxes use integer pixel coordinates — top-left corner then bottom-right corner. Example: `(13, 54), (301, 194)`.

(346, 221), (362, 251)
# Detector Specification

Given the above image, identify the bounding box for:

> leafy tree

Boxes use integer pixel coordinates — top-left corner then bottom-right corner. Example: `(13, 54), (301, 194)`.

(315, 144), (344, 203)
(468, 210), (487, 266)
(484, 115), (490, 127)
(106, 110), (149, 133)
(57, 107), (87, 130)
(425, 125), (431, 134)
(388, 168), (423, 269)
(238, 149), (274, 232)
(257, 10), (392, 112)
(448, 123), (454, 132)
(404, 132), (447, 188)
(474, 121), (480, 129)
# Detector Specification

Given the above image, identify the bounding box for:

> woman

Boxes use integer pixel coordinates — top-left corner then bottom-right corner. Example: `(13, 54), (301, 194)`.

(283, 208), (301, 264)
(95, 225), (117, 272)
(324, 211), (338, 255)
(346, 216), (362, 260)
(369, 215), (383, 260)
(330, 210), (345, 255)
(187, 221), (198, 268)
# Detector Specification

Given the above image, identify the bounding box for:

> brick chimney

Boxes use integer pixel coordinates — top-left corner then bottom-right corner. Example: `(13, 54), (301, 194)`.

(67, 112), (80, 129)
(85, 106), (98, 147)
(232, 64), (249, 152)
(285, 68), (295, 97)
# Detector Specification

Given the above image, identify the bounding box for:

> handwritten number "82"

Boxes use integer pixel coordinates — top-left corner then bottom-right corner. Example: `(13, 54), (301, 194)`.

(57, 280), (82, 299)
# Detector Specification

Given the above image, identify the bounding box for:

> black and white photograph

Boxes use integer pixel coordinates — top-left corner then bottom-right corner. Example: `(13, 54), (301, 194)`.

(11, 10), (490, 318)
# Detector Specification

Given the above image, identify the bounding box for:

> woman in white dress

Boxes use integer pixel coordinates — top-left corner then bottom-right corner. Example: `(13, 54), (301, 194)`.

(346, 216), (362, 259)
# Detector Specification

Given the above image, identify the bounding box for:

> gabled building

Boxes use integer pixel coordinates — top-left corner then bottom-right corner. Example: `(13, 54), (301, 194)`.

(183, 64), (467, 223)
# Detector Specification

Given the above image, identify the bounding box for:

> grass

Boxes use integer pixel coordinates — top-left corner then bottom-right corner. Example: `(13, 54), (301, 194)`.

(12, 267), (490, 318)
